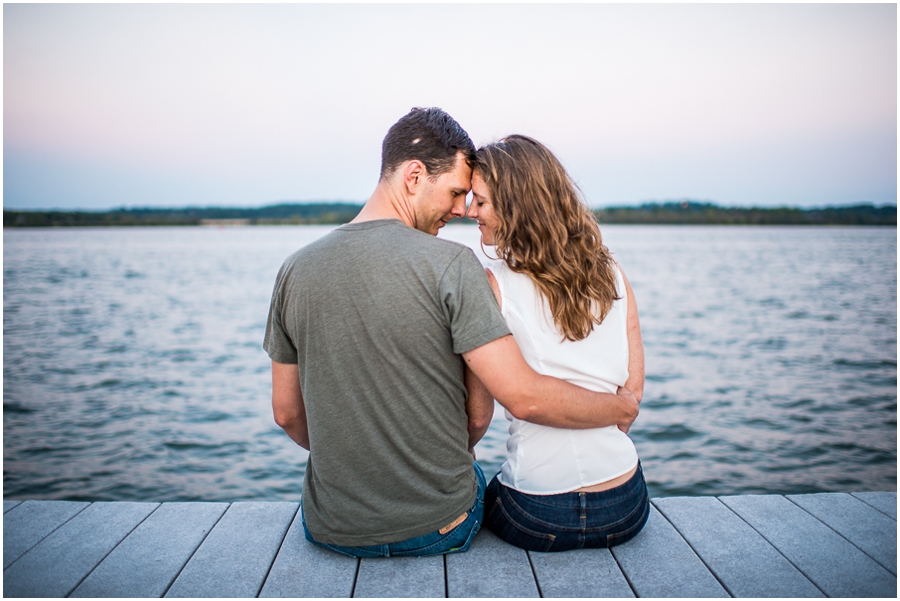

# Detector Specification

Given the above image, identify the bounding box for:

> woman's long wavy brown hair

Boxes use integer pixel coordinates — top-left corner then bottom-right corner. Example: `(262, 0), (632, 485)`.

(474, 135), (619, 342)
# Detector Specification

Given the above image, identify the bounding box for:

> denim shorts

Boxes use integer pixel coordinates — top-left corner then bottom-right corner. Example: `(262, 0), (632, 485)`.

(301, 461), (486, 558)
(484, 461), (650, 552)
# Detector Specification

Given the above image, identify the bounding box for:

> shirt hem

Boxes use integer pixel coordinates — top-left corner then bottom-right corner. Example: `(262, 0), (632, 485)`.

(306, 492), (476, 547)
(499, 459), (640, 496)
(453, 324), (511, 355)
(264, 346), (297, 365)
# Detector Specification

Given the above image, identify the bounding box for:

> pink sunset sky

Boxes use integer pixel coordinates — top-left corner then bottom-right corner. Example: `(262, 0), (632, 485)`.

(3, 3), (896, 210)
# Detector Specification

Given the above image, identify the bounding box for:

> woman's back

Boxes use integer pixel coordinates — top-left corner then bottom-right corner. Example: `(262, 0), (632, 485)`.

(491, 260), (639, 494)
(471, 134), (648, 551)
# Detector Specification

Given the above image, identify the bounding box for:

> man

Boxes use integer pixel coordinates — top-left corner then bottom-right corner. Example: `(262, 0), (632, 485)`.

(264, 107), (638, 557)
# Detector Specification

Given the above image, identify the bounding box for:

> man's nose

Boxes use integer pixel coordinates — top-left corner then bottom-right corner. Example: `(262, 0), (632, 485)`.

(451, 195), (467, 218)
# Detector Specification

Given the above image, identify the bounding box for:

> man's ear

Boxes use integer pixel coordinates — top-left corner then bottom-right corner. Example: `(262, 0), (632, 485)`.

(403, 160), (426, 196)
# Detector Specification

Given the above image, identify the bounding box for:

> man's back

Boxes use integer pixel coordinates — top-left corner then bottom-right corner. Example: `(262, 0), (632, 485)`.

(264, 219), (508, 546)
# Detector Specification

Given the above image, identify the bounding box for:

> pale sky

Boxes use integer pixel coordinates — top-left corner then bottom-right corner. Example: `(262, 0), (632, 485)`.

(4, 3), (897, 210)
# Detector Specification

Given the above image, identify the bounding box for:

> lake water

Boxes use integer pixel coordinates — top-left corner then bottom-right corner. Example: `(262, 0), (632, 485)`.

(3, 225), (896, 501)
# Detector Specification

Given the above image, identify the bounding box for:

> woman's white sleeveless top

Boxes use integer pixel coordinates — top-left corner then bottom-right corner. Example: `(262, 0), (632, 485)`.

(490, 260), (639, 495)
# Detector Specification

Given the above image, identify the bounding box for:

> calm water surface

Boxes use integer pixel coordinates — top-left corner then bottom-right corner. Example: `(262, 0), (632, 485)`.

(4, 225), (896, 500)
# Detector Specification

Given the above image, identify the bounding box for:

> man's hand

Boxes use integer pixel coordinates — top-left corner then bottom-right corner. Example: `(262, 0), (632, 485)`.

(615, 386), (639, 434)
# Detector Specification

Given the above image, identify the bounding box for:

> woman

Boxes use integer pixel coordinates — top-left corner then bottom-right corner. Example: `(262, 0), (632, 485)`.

(467, 135), (649, 552)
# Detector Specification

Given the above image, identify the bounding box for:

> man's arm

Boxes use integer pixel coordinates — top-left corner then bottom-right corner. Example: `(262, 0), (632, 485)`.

(464, 365), (494, 455)
(462, 336), (638, 430)
(271, 360), (310, 449)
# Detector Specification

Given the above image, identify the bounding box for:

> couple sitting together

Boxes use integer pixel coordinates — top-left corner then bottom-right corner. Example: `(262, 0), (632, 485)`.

(264, 107), (648, 557)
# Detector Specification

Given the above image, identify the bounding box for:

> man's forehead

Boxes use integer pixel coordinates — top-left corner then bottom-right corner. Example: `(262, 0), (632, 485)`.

(452, 151), (471, 171)
(443, 152), (472, 187)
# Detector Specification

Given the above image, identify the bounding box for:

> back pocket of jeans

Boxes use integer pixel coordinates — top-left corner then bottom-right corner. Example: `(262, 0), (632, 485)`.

(606, 494), (650, 548)
(490, 496), (556, 552)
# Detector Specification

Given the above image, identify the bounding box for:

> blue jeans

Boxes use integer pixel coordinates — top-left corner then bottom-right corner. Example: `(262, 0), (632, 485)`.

(484, 461), (650, 552)
(302, 462), (486, 558)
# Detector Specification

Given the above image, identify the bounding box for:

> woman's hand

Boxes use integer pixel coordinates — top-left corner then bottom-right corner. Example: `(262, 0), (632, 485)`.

(616, 386), (639, 434)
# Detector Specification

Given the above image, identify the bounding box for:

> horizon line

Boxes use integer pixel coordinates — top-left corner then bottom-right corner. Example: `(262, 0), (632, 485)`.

(4, 199), (897, 214)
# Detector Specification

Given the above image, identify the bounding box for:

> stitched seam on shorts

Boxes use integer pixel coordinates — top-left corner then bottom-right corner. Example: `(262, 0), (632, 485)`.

(583, 492), (647, 532)
(606, 496), (650, 542)
(496, 496), (556, 551)
(501, 487), (581, 532)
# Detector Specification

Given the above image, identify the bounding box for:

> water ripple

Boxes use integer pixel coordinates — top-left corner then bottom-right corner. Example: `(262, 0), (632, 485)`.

(3, 225), (896, 501)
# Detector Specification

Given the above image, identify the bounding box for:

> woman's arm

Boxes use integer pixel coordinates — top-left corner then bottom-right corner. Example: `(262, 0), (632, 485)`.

(620, 266), (644, 405)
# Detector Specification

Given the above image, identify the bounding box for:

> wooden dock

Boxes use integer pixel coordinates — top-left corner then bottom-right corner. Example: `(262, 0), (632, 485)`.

(3, 492), (896, 597)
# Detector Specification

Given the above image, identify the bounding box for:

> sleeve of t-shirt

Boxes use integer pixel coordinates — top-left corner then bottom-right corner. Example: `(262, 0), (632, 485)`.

(263, 262), (299, 365)
(440, 249), (511, 354)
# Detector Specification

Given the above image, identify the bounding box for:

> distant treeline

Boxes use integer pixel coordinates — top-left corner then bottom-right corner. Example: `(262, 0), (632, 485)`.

(3, 203), (363, 228)
(593, 201), (897, 226)
(4, 200), (896, 227)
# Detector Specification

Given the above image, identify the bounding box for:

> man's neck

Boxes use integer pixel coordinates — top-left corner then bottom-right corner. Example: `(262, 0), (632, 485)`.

(351, 181), (417, 229)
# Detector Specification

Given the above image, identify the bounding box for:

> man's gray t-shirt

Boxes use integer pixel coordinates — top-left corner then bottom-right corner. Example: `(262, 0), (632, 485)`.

(264, 219), (510, 547)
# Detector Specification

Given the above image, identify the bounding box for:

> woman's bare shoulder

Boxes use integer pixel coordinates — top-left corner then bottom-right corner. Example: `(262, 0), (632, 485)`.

(484, 267), (502, 308)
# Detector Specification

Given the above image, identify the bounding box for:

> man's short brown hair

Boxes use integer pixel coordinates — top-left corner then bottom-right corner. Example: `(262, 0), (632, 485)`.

(380, 107), (476, 180)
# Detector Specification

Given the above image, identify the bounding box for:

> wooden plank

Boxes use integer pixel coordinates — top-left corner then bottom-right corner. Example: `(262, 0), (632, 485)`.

(258, 508), (358, 598)
(852, 491), (897, 520)
(3, 500), (89, 568)
(446, 529), (539, 597)
(529, 548), (634, 598)
(354, 555), (444, 598)
(611, 504), (728, 598)
(655, 496), (823, 597)
(788, 492), (897, 575)
(3, 494), (893, 598)
(165, 502), (298, 598)
(69, 502), (228, 598)
(721, 494), (896, 598)
(4, 502), (158, 598)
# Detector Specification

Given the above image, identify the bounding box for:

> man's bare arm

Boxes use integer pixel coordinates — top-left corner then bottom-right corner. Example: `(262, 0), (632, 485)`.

(271, 360), (310, 449)
(462, 335), (638, 430)
(464, 365), (494, 454)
